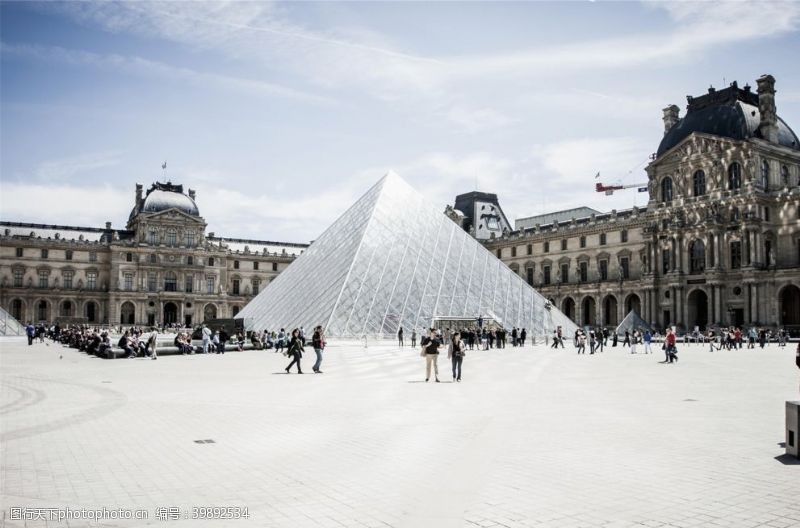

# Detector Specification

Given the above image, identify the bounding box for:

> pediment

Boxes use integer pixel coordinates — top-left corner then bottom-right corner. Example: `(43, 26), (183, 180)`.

(142, 209), (205, 224)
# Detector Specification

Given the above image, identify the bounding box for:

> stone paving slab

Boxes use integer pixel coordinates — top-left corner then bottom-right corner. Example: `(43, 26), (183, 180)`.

(1, 339), (798, 528)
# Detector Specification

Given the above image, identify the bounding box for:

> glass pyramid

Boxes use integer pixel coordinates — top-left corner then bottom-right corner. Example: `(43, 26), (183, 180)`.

(237, 173), (577, 339)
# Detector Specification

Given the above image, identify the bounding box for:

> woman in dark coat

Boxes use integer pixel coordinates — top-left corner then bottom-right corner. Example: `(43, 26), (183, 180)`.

(285, 328), (304, 374)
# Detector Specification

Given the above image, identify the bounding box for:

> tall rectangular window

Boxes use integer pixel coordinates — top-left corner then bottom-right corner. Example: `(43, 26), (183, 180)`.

(252, 279), (260, 295)
(13, 269), (24, 287)
(730, 241), (742, 269)
(599, 260), (608, 281)
(543, 265), (551, 285)
(561, 239), (567, 251)
(232, 279), (240, 295)
(496, 249), (502, 258)
(38, 270), (48, 288)
(124, 273), (133, 291)
(511, 247), (517, 257)
(526, 244), (532, 256)
(620, 257), (630, 279)
(544, 241), (550, 253)
(89, 252), (97, 262)
(187, 256), (194, 266)
(16, 247), (23, 257)
(167, 230), (177, 247)
(662, 250), (671, 274)
(579, 262), (588, 282)
(254, 261), (259, 270)
(63, 271), (74, 289)
(148, 273), (157, 292)
(65, 250), (73, 260)
(234, 260), (240, 269)
(272, 262), (278, 271)
(149, 229), (158, 245)
(126, 252), (132, 262)
(206, 276), (215, 294)
(186, 232), (195, 247)
(580, 236), (586, 248)
(41, 249), (48, 259)
(600, 234), (606, 245)
(621, 230), (628, 243)
(185, 275), (193, 293)
(561, 263), (569, 283)
(87, 271), (97, 290)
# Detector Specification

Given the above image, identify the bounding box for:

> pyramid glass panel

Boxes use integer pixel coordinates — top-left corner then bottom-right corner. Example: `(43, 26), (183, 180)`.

(237, 173), (578, 339)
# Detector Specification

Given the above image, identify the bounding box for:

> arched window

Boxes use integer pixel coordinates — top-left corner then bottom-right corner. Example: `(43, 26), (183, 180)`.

(689, 240), (705, 274)
(781, 165), (790, 187)
(693, 170), (706, 196)
(728, 162), (741, 190)
(661, 177), (673, 203)
(760, 159), (769, 190)
(164, 272), (177, 292)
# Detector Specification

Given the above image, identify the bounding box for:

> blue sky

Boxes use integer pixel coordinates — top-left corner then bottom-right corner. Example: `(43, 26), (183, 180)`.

(2, 1), (799, 242)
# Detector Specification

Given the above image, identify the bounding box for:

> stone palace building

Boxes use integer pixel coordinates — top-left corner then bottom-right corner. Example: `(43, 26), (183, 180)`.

(475, 75), (800, 333)
(0, 182), (307, 326)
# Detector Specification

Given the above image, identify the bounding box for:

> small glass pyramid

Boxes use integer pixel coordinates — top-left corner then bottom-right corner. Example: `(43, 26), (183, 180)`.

(237, 173), (577, 339)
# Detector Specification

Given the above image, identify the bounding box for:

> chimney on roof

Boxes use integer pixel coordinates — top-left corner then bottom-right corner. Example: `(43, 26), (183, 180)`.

(188, 188), (196, 200)
(662, 105), (680, 135)
(756, 74), (778, 143)
(105, 221), (112, 230)
(135, 183), (143, 209)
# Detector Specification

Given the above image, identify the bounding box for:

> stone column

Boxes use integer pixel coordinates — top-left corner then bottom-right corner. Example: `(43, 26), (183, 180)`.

(676, 286), (684, 329)
(716, 233), (723, 270)
(751, 283), (759, 324)
(715, 285), (723, 325)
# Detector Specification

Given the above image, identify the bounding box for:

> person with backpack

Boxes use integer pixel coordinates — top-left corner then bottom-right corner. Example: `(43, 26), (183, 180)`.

(666, 328), (677, 363)
(284, 328), (304, 374)
(448, 331), (466, 382)
(420, 328), (441, 382)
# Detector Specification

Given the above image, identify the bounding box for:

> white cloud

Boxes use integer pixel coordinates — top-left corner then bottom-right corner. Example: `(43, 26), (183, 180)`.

(0, 42), (334, 105)
(22, 1), (800, 135)
(30, 150), (125, 181)
(0, 182), (131, 227)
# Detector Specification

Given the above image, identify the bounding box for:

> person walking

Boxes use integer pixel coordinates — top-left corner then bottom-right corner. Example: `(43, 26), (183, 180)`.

(448, 331), (465, 382)
(26, 323), (35, 346)
(398, 327), (404, 347)
(595, 328), (604, 352)
(630, 330), (638, 354)
(201, 324), (212, 354)
(285, 328), (304, 374)
(589, 329), (597, 354)
(420, 328), (441, 382)
(623, 330), (631, 348)
(577, 331), (586, 354)
(411, 329), (417, 348)
(644, 330), (652, 354)
(312, 325), (325, 373)
(666, 328), (677, 363)
(520, 328), (527, 347)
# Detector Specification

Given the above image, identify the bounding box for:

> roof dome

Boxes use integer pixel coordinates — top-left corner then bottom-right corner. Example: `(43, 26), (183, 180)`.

(657, 84), (800, 157)
(130, 182), (200, 221)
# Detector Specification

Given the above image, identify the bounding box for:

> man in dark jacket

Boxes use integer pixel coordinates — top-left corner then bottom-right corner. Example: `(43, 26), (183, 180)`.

(218, 327), (228, 354)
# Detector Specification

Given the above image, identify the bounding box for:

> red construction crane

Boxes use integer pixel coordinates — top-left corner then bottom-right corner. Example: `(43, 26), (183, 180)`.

(595, 182), (649, 196)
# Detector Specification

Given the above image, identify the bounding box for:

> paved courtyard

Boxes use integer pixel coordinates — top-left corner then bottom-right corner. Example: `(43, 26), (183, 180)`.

(1, 337), (798, 528)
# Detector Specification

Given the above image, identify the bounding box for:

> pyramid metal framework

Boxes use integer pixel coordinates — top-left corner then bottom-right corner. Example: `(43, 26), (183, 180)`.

(237, 173), (577, 338)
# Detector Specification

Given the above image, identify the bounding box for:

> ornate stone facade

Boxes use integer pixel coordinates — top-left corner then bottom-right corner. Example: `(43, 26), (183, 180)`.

(1, 182), (308, 326)
(481, 75), (800, 332)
